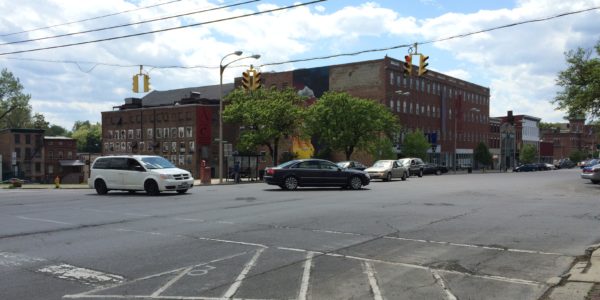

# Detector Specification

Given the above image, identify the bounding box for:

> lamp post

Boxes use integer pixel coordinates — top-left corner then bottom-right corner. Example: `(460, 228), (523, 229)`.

(218, 51), (260, 183)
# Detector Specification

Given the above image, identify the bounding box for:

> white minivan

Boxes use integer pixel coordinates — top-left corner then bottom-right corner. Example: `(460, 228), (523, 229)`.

(89, 155), (194, 195)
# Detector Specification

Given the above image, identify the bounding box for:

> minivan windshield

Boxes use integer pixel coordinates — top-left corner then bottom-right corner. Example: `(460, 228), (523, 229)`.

(140, 156), (176, 169)
(397, 158), (410, 166)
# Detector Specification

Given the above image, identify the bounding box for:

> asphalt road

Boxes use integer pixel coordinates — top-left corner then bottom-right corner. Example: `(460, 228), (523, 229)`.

(0, 168), (599, 300)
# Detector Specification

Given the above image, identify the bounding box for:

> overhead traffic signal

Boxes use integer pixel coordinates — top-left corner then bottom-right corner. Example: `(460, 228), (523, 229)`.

(143, 74), (151, 92)
(418, 54), (429, 76)
(403, 55), (412, 77)
(242, 67), (261, 91)
(132, 75), (139, 93)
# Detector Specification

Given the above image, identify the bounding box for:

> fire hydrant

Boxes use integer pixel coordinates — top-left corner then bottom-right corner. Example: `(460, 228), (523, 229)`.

(54, 176), (60, 189)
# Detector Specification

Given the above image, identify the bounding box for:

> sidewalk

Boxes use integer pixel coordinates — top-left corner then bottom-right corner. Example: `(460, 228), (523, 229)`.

(543, 245), (600, 300)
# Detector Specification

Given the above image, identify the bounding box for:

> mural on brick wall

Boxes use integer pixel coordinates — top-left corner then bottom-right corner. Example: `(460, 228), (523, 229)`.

(292, 67), (330, 158)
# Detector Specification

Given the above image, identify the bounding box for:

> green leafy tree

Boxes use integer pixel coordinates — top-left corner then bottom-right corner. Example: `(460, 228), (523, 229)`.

(223, 87), (305, 166)
(71, 121), (102, 152)
(369, 136), (397, 161)
(569, 149), (586, 164)
(519, 144), (537, 164)
(553, 40), (600, 118)
(539, 122), (562, 130)
(304, 91), (400, 160)
(30, 113), (49, 130)
(45, 124), (69, 136)
(402, 129), (430, 160)
(473, 142), (493, 169)
(0, 68), (32, 128)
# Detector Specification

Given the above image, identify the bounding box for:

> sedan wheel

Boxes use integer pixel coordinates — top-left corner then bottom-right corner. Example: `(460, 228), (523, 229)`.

(284, 176), (298, 190)
(435, 169), (441, 175)
(385, 172), (392, 182)
(349, 176), (362, 190)
(592, 180), (600, 184)
(401, 172), (407, 181)
(418, 169), (423, 177)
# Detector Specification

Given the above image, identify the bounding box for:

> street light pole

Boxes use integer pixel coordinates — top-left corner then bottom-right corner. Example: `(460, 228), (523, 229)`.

(218, 51), (260, 183)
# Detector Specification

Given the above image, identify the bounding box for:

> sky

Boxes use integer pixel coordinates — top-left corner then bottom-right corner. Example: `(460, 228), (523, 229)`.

(0, 0), (599, 130)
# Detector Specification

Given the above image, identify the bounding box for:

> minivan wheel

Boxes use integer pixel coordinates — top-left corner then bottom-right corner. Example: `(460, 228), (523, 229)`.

(349, 176), (362, 190)
(284, 176), (298, 190)
(418, 169), (423, 177)
(145, 180), (160, 196)
(95, 179), (108, 195)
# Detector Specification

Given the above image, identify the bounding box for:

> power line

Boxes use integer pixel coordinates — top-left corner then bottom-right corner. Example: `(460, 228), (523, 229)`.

(0, 0), (260, 46)
(2, 4), (598, 67)
(0, 0), (184, 38)
(0, 0), (326, 56)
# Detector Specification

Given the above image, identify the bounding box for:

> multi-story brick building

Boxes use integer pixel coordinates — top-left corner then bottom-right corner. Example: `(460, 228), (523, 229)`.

(494, 113), (542, 167)
(0, 128), (44, 181)
(44, 136), (83, 183)
(250, 56), (491, 167)
(101, 84), (236, 179)
(541, 117), (599, 161)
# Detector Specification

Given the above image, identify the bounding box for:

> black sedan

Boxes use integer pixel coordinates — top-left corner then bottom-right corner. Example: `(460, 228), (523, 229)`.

(264, 159), (370, 190)
(422, 163), (448, 175)
(513, 164), (539, 172)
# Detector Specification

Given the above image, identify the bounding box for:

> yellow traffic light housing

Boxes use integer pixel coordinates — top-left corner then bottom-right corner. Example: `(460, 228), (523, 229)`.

(242, 67), (261, 91)
(403, 55), (413, 77)
(132, 75), (139, 93)
(143, 74), (151, 92)
(418, 54), (429, 76)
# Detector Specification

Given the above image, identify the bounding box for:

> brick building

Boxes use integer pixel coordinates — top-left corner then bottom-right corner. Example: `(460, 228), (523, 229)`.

(541, 117), (600, 161)
(0, 128), (44, 181)
(44, 136), (84, 184)
(100, 84), (236, 179)
(495, 113), (542, 167)
(250, 56), (491, 167)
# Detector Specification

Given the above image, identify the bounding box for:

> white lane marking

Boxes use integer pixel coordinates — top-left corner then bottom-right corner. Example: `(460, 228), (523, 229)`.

(0, 252), (45, 267)
(81, 208), (151, 217)
(65, 252), (248, 298)
(16, 215), (73, 225)
(311, 229), (362, 236)
(276, 247), (543, 286)
(150, 252), (245, 297)
(115, 228), (163, 236)
(363, 262), (384, 300)
(298, 251), (315, 300)
(383, 236), (566, 256)
(38, 264), (124, 285)
(193, 236), (268, 249)
(431, 270), (457, 300)
(223, 248), (265, 299)
(174, 217), (207, 222)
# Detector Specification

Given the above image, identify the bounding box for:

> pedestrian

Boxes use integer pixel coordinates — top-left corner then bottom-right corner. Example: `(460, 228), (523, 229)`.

(234, 161), (241, 183)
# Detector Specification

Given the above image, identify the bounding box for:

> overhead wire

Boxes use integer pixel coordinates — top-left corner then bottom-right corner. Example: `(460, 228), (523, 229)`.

(0, 0), (326, 56)
(0, 0), (184, 38)
(0, 0), (260, 46)
(2, 4), (599, 69)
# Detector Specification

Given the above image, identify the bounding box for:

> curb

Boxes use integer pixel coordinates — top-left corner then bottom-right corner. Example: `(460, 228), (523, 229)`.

(542, 244), (600, 300)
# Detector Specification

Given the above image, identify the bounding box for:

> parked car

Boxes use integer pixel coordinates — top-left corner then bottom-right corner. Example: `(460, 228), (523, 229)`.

(545, 163), (557, 170)
(580, 159), (600, 169)
(422, 163), (448, 175)
(536, 163), (550, 171)
(264, 159), (370, 190)
(581, 163), (600, 184)
(365, 160), (408, 181)
(555, 158), (576, 169)
(89, 155), (194, 195)
(513, 164), (539, 172)
(336, 160), (367, 171)
(397, 158), (425, 177)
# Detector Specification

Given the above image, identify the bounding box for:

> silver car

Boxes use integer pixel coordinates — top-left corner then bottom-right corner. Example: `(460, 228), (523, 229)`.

(365, 160), (409, 181)
(581, 163), (600, 184)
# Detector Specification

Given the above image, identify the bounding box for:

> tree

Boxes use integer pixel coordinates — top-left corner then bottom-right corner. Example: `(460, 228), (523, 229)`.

(569, 149), (586, 164)
(71, 121), (102, 152)
(304, 91), (400, 160)
(401, 129), (430, 160)
(473, 142), (493, 170)
(45, 124), (69, 136)
(0, 68), (32, 128)
(31, 113), (49, 130)
(520, 144), (537, 164)
(369, 136), (397, 161)
(223, 87), (305, 166)
(553, 40), (600, 118)
(539, 122), (562, 130)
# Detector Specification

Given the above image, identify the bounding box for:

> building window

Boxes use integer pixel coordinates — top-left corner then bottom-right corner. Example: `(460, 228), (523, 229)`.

(14, 134), (20, 144)
(390, 100), (395, 111)
(390, 72), (394, 85)
(416, 103), (419, 115)
(403, 102), (407, 113)
(49, 151), (53, 159)
(136, 129), (141, 139)
(48, 165), (54, 174)
(25, 148), (31, 160)
(67, 151), (72, 159)
(35, 162), (41, 172)
(26, 134), (31, 144)
(58, 151), (63, 159)
(396, 100), (400, 112)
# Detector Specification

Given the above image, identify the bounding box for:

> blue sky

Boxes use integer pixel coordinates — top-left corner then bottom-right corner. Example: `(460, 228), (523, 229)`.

(1, 0), (599, 129)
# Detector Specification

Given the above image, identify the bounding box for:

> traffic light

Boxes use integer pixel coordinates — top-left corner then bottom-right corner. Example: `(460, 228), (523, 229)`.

(403, 55), (412, 77)
(242, 68), (261, 91)
(143, 74), (151, 92)
(132, 75), (139, 93)
(418, 54), (429, 76)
